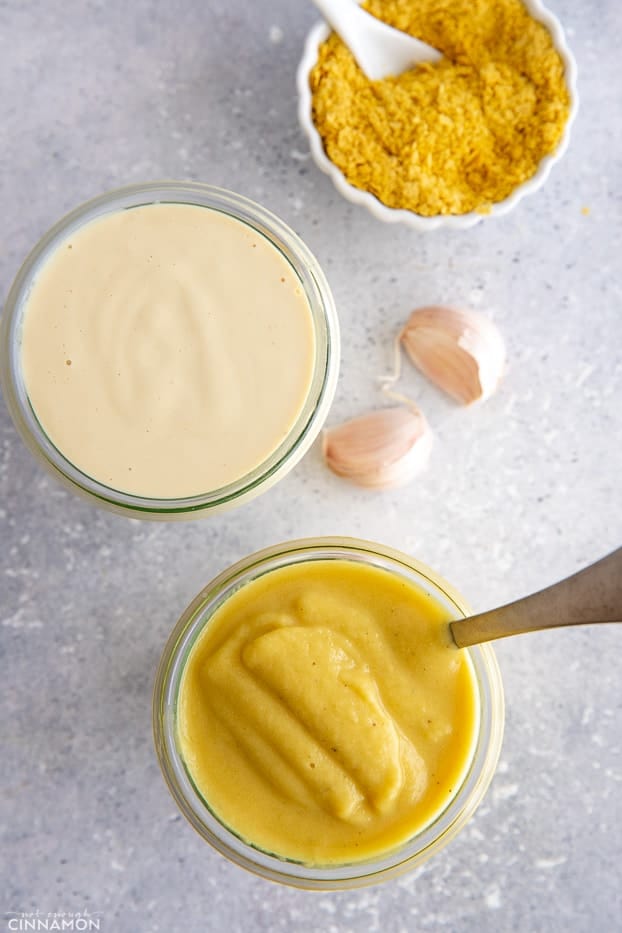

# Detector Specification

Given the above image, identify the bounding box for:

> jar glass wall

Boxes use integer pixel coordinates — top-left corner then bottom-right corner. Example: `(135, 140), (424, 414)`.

(0, 182), (339, 519)
(153, 537), (505, 889)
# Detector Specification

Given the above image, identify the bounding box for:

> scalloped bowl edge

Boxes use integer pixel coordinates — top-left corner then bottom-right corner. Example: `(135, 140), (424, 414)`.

(296, 0), (579, 231)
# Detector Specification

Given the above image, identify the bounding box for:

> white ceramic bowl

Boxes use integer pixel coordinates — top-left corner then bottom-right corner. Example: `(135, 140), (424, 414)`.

(297, 0), (578, 230)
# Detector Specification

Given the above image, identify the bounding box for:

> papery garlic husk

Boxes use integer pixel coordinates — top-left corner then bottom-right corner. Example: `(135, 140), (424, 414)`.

(322, 406), (433, 489)
(400, 306), (506, 404)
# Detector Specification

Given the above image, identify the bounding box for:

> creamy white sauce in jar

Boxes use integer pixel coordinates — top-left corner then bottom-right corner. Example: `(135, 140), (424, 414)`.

(20, 203), (316, 498)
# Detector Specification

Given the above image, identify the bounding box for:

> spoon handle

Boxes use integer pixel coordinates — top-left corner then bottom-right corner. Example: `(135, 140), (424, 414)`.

(310, 0), (394, 75)
(450, 547), (622, 648)
(309, 0), (440, 81)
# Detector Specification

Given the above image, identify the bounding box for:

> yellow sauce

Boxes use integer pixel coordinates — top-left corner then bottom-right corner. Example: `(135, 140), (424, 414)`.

(20, 203), (315, 498)
(177, 559), (479, 864)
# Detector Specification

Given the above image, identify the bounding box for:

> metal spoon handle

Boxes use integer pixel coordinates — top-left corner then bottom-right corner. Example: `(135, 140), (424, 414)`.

(450, 547), (622, 648)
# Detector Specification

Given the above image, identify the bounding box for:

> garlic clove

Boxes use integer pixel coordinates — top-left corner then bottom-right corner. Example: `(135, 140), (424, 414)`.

(322, 406), (432, 489)
(400, 306), (506, 404)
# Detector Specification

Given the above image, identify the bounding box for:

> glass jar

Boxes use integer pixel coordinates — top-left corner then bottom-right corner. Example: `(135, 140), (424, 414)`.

(153, 537), (505, 889)
(0, 182), (339, 519)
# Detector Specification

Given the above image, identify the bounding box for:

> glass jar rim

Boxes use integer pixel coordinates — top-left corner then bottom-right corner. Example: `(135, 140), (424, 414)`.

(0, 181), (339, 518)
(153, 536), (505, 889)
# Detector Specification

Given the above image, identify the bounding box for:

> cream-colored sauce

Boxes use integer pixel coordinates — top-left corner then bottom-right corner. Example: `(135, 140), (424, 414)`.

(20, 203), (316, 497)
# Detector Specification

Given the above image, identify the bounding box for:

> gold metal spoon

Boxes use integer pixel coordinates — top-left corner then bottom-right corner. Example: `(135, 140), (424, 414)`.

(451, 547), (622, 647)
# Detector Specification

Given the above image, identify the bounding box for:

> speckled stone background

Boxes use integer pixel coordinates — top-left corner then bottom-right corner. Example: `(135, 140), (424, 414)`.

(1, 1), (621, 931)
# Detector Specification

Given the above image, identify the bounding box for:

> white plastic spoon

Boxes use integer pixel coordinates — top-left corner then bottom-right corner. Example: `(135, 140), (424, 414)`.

(451, 547), (622, 647)
(309, 0), (441, 80)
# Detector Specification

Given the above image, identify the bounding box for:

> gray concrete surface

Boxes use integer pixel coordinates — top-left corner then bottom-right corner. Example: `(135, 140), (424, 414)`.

(1, 1), (621, 931)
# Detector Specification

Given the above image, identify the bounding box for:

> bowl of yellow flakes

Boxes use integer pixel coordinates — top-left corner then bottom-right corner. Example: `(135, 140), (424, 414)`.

(297, 0), (578, 230)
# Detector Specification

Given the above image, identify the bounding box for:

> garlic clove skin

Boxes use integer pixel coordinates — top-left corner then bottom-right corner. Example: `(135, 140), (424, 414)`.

(400, 306), (506, 404)
(322, 406), (433, 489)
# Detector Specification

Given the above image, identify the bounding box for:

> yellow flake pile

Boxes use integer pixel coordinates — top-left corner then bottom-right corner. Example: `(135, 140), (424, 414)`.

(310, 0), (571, 215)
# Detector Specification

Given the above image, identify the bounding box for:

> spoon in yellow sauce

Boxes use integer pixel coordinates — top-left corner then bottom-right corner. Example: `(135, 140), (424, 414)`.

(451, 548), (622, 647)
